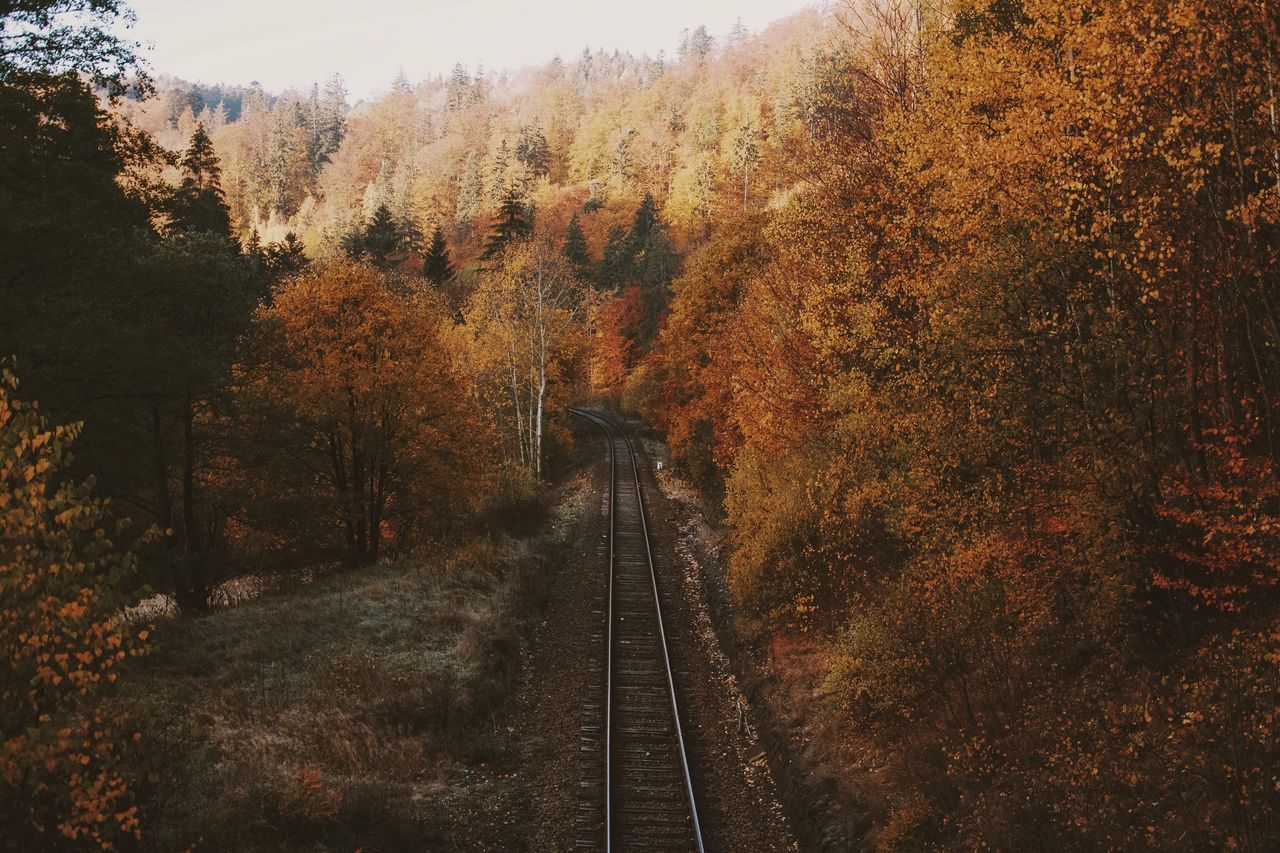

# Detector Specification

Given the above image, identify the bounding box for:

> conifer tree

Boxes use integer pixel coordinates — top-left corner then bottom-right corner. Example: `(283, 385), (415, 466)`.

(244, 226), (263, 262)
(390, 68), (412, 96)
(264, 232), (309, 277)
(363, 204), (400, 265)
(265, 102), (313, 216)
(688, 25), (714, 62)
(482, 188), (531, 259)
(488, 138), (511, 204)
(730, 121), (761, 210)
(515, 125), (551, 179)
(597, 224), (633, 289)
(422, 225), (455, 287)
(563, 212), (590, 270)
(243, 226), (264, 279)
(630, 192), (658, 248)
(168, 123), (231, 237)
(314, 74), (347, 167)
(445, 63), (471, 112)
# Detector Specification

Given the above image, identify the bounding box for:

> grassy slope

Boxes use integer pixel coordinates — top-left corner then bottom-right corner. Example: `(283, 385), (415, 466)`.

(114, 538), (552, 851)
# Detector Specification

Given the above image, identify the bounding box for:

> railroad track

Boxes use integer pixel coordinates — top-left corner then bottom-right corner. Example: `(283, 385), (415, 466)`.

(570, 408), (705, 853)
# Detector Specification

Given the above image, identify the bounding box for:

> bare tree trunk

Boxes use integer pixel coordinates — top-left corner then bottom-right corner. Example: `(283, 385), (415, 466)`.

(347, 390), (367, 566)
(151, 403), (172, 534)
(528, 292), (539, 473)
(535, 270), (548, 478)
(507, 341), (526, 466)
(1269, 52), (1279, 202)
(179, 394), (209, 612)
(181, 397), (196, 556)
(328, 430), (357, 559)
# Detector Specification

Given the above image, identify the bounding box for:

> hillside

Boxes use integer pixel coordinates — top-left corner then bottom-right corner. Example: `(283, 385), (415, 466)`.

(4, 0), (1280, 850)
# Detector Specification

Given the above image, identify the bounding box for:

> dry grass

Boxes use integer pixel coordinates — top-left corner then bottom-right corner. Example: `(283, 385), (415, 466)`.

(112, 539), (547, 851)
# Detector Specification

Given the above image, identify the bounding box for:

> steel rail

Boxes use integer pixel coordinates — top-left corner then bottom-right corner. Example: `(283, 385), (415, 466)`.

(572, 407), (616, 850)
(569, 407), (705, 853)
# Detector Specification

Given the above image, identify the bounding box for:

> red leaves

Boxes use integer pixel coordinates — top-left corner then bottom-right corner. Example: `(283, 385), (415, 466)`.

(1153, 424), (1280, 611)
(590, 284), (645, 397)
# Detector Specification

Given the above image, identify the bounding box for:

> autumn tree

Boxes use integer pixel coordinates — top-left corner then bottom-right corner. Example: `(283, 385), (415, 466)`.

(729, 121), (761, 210)
(631, 0), (1280, 846)
(454, 150), (483, 239)
(0, 365), (150, 849)
(591, 284), (645, 398)
(466, 237), (588, 477)
(239, 260), (482, 566)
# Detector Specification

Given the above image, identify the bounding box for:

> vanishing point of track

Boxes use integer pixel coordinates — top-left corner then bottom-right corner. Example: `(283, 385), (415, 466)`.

(570, 408), (705, 853)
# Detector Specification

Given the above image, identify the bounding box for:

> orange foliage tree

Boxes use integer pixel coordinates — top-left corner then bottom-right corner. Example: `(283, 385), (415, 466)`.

(590, 284), (645, 399)
(237, 260), (484, 566)
(642, 0), (1280, 845)
(1, 364), (149, 849)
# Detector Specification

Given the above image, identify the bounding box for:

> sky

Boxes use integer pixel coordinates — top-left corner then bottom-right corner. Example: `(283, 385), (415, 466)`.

(121, 0), (820, 99)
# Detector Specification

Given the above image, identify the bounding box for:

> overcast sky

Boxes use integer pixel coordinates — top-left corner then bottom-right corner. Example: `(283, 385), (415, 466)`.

(122, 0), (820, 99)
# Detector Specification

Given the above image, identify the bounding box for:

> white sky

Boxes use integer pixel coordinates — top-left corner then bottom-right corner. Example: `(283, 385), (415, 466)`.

(121, 0), (820, 99)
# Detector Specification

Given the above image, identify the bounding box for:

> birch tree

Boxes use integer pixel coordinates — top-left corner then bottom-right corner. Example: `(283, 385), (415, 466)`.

(467, 236), (588, 478)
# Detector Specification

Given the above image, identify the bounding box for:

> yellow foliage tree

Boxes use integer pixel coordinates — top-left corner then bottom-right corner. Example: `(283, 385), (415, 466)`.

(464, 237), (590, 478)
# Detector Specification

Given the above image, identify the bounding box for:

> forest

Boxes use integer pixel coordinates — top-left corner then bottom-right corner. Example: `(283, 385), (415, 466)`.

(3, 0), (1280, 849)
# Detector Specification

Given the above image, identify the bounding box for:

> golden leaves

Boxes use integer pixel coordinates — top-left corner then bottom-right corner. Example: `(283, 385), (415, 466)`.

(1, 366), (146, 845)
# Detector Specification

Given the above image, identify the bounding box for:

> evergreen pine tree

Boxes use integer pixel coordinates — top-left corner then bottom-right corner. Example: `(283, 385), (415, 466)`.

(482, 188), (531, 259)
(244, 227), (264, 276)
(515, 125), (551, 179)
(391, 68), (412, 95)
(168, 123), (232, 237)
(398, 212), (425, 254)
(363, 204), (400, 265)
(340, 227), (367, 260)
(597, 224), (633, 289)
(689, 25), (714, 62)
(314, 74), (347, 167)
(630, 192), (658, 248)
(244, 226), (263, 261)
(264, 231), (309, 277)
(488, 139), (511, 204)
(563, 212), (590, 270)
(446, 63), (471, 112)
(422, 225), (455, 287)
